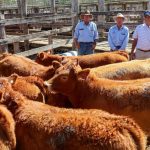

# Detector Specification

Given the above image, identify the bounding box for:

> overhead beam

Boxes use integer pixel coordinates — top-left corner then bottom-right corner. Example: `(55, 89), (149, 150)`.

(92, 10), (145, 15)
(97, 22), (141, 29)
(0, 26), (72, 45)
(0, 14), (76, 26)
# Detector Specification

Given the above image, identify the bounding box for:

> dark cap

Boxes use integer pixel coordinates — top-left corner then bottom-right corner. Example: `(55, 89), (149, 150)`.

(144, 11), (150, 17)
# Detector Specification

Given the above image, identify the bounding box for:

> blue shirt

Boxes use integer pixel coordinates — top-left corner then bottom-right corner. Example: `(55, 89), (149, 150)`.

(108, 25), (129, 50)
(74, 21), (99, 43)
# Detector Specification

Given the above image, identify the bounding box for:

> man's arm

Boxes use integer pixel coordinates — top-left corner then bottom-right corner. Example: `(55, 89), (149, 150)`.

(74, 38), (80, 49)
(92, 24), (99, 50)
(120, 29), (129, 50)
(130, 38), (138, 60)
(108, 29), (116, 50)
(130, 27), (138, 60)
(73, 24), (80, 49)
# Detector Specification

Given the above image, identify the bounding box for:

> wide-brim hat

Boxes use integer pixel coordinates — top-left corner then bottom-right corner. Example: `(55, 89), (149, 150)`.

(116, 13), (125, 19)
(113, 13), (125, 21)
(80, 10), (93, 20)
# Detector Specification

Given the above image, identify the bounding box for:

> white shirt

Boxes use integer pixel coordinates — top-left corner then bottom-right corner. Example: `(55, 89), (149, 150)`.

(133, 23), (150, 50)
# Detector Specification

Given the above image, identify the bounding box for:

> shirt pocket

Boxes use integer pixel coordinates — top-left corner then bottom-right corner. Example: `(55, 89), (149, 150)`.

(79, 29), (84, 35)
(89, 29), (94, 37)
(111, 31), (116, 38)
(119, 32), (126, 41)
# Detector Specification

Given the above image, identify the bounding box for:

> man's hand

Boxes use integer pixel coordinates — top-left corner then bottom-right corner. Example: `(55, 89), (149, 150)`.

(130, 53), (135, 60)
(130, 39), (137, 60)
(76, 42), (80, 49)
(74, 38), (80, 49)
(92, 43), (96, 50)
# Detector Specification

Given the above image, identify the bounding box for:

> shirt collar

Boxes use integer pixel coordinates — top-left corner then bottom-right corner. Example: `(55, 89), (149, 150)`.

(115, 25), (124, 30)
(144, 23), (150, 28)
(83, 21), (91, 26)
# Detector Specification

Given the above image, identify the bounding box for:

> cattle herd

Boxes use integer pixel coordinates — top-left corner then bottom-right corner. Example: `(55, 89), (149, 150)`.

(0, 51), (150, 150)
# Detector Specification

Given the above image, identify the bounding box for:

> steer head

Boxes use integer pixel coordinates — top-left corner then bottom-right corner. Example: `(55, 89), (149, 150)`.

(45, 59), (90, 96)
(0, 77), (24, 113)
(36, 52), (62, 66)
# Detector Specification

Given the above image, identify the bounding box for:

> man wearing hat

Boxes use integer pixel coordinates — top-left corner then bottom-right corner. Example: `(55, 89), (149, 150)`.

(130, 11), (150, 60)
(74, 10), (99, 55)
(108, 13), (129, 51)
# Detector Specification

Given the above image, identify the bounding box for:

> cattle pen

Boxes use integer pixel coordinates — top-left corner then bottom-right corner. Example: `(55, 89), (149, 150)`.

(0, 0), (150, 149)
(0, 0), (149, 57)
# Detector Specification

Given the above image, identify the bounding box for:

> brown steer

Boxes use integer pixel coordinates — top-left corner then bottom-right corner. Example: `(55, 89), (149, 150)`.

(91, 58), (150, 80)
(0, 53), (55, 80)
(36, 51), (129, 68)
(46, 62), (150, 136)
(0, 105), (16, 150)
(0, 79), (146, 150)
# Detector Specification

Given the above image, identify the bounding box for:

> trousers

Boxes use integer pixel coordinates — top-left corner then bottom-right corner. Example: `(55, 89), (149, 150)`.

(78, 42), (94, 55)
(135, 49), (150, 60)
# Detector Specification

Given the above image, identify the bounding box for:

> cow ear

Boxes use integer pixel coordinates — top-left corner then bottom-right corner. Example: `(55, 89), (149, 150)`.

(52, 61), (62, 70)
(72, 58), (79, 66)
(61, 57), (69, 65)
(78, 69), (90, 80)
(47, 49), (53, 54)
(39, 52), (45, 60)
(8, 74), (18, 84)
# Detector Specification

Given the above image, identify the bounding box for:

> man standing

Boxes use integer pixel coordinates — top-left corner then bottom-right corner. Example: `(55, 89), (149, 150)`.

(74, 10), (99, 55)
(130, 11), (150, 60)
(108, 13), (129, 51)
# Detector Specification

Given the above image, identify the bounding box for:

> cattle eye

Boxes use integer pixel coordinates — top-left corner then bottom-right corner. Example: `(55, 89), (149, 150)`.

(60, 75), (68, 82)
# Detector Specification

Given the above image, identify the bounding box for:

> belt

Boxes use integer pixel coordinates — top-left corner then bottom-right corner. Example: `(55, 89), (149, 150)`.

(79, 42), (93, 44)
(137, 49), (150, 52)
(115, 46), (121, 49)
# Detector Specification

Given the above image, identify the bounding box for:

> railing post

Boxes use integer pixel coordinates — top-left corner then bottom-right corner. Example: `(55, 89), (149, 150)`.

(71, 0), (79, 35)
(17, 0), (29, 51)
(98, 0), (105, 38)
(48, 35), (53, 45)
(13, 42), (20, 53)
(148, 0), (150, 10)
(71, 0), (79, 50)
(51, 0), (56, 14)
(0, 14), (8, 53)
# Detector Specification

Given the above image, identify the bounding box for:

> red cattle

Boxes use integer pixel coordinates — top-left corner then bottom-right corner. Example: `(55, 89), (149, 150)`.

(0, 105), (16, 150)
(91, 58), (150, 80)
(45, 61), (150, 136)
(36, 51), (129, 68)
(0, 79), (146, 150)
(0, 74), (69, 107)
(0, 53), (55, 80)
(7, 74), (46, 103)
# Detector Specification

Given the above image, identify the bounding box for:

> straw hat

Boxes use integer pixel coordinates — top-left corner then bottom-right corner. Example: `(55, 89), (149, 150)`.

(116, 13), (125, 19)
(80, 10), (93, 20)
